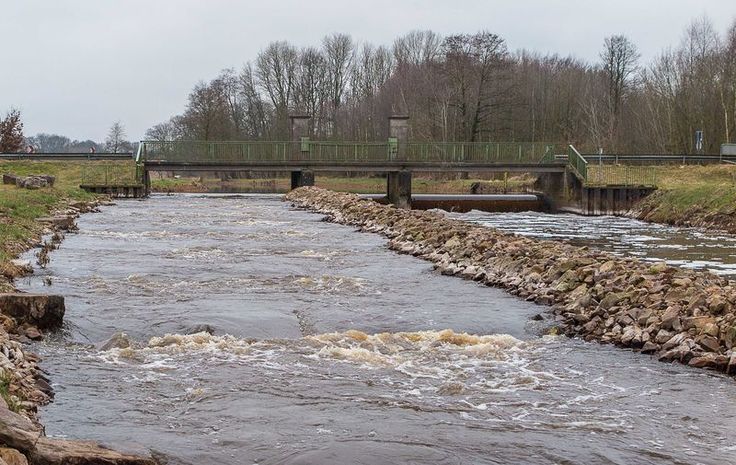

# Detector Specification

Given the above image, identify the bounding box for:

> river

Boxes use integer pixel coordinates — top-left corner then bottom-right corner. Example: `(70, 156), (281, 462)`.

(17, 195), (736, 465)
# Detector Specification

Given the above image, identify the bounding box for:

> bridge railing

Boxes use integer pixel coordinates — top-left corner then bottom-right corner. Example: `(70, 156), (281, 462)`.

(404, 142), (560, 164)
(81, 162), (141, 186)
(142, 140), (299, 163)
(568, 145), (588, 180)
(569, 145), (658, 187)
(308, 141), (391, 162)
(140, 140), (562, 165)
(586, 165), (658, 187)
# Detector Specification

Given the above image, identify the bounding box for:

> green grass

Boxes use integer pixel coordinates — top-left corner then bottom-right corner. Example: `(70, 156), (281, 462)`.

(632, 164), (736, 229)
(0, 371), (22, 413)
(0, 161), (115, 283)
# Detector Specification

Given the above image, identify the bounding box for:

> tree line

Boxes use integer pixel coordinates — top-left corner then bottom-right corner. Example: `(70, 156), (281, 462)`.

(147, 16), (736, 154)
(0, 111), (133, 154)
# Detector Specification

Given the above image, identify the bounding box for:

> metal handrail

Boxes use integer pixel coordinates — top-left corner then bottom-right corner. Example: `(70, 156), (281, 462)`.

(138, 140), (563, 165)
(568, 145), (588, 180)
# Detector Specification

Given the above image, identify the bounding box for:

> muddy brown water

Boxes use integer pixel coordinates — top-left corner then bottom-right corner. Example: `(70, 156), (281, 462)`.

(16, 194), (736, 465)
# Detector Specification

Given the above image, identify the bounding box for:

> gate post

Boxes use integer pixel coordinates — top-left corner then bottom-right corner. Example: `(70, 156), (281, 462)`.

(289, 114), (314, 189)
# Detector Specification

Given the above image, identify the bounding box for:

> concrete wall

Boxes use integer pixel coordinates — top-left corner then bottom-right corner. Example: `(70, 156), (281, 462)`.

(536, 172), (656, 216)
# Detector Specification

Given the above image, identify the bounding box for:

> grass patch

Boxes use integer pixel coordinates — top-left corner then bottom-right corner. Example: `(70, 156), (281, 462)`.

(0, 161), (120, 287)
(0, 370), (22, 413)
(631, 164), (736, 230)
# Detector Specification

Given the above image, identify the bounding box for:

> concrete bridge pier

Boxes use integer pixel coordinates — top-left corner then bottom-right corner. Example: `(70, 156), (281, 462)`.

(386, 115), (411, 208)
(291, 170), (315, 189)
(387, 170), (412, 209)
(289, 114), (314, 191)
(143, 169), (151, 197)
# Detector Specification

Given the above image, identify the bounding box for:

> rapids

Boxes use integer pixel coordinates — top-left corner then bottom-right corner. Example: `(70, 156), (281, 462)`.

(17, 195), (736, 465)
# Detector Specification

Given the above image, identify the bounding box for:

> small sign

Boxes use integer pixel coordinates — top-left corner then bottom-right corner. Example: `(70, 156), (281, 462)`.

(695, 130), (704, 152)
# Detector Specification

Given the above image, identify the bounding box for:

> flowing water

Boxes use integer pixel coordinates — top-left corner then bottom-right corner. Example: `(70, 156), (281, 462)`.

(455, 210), (736, 276)
(16, 195), (736, 465)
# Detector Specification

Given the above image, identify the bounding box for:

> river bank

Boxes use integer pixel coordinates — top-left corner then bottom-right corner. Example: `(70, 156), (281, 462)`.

(628, 164), (736, 232)
(0, 161), (155, 464)
(286, 187), (736, 374)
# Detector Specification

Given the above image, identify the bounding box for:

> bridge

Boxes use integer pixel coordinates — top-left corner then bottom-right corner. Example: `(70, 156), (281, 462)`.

(77, 115), (658, 212)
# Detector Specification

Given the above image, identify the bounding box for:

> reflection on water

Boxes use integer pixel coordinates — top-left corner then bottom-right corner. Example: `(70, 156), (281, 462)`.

(456, 210), (736, 275)
(16, 195), (736, 465)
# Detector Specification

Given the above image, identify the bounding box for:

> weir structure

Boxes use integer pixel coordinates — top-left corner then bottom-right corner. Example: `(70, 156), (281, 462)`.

(116, 114), (657, 211)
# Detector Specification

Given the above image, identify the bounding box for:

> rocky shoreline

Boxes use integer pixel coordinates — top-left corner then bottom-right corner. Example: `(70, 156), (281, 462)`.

(0, 197), (155, 465)
(286, 187), (736, 374)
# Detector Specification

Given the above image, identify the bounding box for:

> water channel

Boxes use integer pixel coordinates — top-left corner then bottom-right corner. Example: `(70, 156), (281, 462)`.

(16, 194), (736, 465)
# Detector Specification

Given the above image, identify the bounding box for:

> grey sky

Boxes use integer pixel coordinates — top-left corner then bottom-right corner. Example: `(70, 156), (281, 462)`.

(1, 0), (734, 142)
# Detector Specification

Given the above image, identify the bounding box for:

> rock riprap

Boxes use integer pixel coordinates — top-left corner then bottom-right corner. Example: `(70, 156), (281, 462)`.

(286, 187), (736, 374)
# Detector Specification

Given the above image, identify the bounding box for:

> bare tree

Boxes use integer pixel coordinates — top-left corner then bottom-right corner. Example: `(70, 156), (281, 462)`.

(238, 63), (270, 139)
(393, 30), (442, 66)
(256, 41), (299, 137)
(145, 121), (176, 142)
(442, 32), (512, 141)
(601, 35), (641, 118)
(323, 33), (354, 134)
(0, 108), (25, 153)
(294, 47), (328, 135)
(104, 121), (128, 153)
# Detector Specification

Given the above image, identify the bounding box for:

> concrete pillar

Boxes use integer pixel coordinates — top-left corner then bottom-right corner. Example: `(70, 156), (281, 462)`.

(143, 169), (151, 197)
(387, 170), (412, 209)
(388, 115), (409, 161)
(289, 114), (313, 189)
(290, 170), (315, 189)
(289, 114), (311, 145)
(387, 115), (411, 207)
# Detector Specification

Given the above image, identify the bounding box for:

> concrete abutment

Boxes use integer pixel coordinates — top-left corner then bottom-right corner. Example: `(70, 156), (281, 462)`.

(536, 171), (656, 215)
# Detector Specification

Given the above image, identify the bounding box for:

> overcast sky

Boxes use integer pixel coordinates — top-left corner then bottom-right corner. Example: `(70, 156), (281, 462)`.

(1, 0), (734, 142)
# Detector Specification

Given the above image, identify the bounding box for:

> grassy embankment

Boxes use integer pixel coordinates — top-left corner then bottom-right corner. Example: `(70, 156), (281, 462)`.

(0, 161), (112, 291)
(150, 174), (535, 194)
(589, 164), (736, 231)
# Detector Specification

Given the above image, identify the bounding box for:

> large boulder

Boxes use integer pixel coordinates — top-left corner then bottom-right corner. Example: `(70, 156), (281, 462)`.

(0, 294), (65, 330)
(35, 217), (75, 231)
(28, 438), (156, 465)
(0, 407), (42, 452)
(0, 447), (28, 465)
(15, 175), (55, 190)
(2, 174), (18, 185)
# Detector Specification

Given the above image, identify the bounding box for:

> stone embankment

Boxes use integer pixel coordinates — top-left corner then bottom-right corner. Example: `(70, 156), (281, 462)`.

(0, 198), (157, 465)
(286, 187), (736, 374)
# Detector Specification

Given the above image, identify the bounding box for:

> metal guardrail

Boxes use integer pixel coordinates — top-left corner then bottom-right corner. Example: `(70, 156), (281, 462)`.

(583, 153), (736, 165)
(0, 152), (134, 160)
(80, 163), (141, 186)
